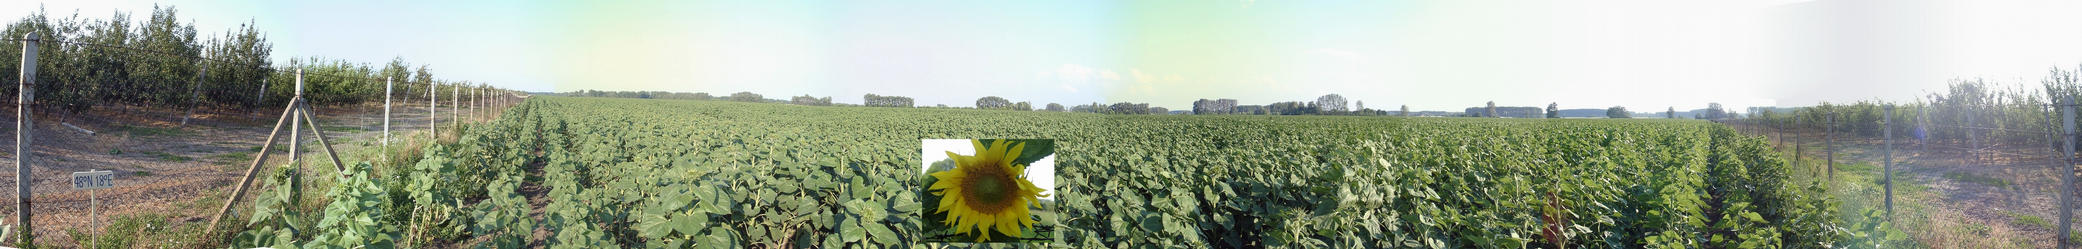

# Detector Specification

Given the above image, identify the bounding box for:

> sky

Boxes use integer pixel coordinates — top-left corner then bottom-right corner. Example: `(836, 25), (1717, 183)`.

(7, 0), (2082, 112)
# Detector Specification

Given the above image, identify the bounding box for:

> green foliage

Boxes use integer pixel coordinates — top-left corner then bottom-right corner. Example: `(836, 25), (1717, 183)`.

(229, 164), (304, 249)
(471, 173), (534, 249)
(307, 162), (399, 248)
(397, 145), (468, 247)
(230, 162), (400, 249)
(1835, 208), (1908, 249)
(405, 97), (1840, 248)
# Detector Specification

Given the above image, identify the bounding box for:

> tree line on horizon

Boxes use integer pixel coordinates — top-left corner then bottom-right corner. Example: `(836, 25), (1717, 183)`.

(561, 89), (1763, 120)
(1747, 68), (2082, 150)
(0, 6), (496, 114)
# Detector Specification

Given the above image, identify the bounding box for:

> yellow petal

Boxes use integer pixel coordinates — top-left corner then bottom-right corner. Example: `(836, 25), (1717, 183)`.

(946, 151), (971, 167)
(971, 213), (995, 242)
(995, 213), (1022, 238)
(1001, 142), (1025, 166)
(928, 170), (964, 191)
(942, 190), (970, 212)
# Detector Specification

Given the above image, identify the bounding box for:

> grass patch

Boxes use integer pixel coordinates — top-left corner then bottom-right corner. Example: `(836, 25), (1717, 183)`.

(144, 151), (192, 162)
(1942, 172), (2011, 189)
(132, 171), (149, 177)
(115, 124), (192, 137)
(2065, 230), (2082, 245)
(321, 126), (362, 132)
(1838, 162), (1878, 173)
(248, 145), (287, 153)
(212, 151), (252, 163)
(66, 213), (205, 249)
(2006, 211), (2053, 231)
(1960, 222), (1992, 236)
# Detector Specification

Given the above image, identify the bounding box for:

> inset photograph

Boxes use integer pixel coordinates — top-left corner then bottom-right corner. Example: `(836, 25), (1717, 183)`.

(918, 139), (1056, 244)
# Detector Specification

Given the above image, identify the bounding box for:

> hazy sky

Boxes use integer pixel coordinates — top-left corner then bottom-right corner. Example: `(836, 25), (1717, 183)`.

(7, 0), (2082, 111)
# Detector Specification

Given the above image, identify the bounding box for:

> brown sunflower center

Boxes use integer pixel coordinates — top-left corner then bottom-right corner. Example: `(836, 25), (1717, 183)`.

(960, 161), (1021, 214)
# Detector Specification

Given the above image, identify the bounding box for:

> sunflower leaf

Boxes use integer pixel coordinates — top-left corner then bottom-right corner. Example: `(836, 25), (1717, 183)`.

(866, 224), (899, 245)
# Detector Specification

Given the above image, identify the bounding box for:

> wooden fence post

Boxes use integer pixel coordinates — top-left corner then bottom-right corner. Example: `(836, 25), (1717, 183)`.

(14, 31), (38, 247)
(291, 69), (302, 169)
(1884, 104), (1894, 218)
(2061, 97), (2076, 249)
(429, 82), (436, 140)
(383, 77), (391, 148)
(452, 83), (459, 131)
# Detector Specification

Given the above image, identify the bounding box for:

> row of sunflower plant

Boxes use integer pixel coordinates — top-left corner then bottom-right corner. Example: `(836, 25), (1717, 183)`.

(410, 96), (1850, 248)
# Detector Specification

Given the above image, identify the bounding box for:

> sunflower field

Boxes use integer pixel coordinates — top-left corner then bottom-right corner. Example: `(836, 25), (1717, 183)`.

(421, 96), (1844, 248)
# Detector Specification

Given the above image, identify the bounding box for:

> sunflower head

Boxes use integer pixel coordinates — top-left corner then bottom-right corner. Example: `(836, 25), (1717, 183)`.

(927, 139), (1050, 242)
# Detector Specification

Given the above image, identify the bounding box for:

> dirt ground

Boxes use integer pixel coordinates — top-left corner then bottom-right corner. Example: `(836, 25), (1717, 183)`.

(0, 100), (479, 247)
(1742, 124), (2071, 248)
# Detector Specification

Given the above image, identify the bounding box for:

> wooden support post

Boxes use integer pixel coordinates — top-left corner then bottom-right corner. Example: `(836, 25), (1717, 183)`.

(452, 83), (459, 131)
(429, 82), (435, 140)
(1884, 105), (1894, 218)
(203, 97), (298, 240)
(383, 77), (391, 149)
(2062, 97), (2076, 249)
(297, 100), (349, 174)
(14, 31), (37, 247)
(291, 70), (302, 169)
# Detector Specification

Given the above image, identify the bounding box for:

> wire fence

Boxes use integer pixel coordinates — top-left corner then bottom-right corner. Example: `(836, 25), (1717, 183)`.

(0, 35), (525, 246)
(1722, 100), (2082, 248)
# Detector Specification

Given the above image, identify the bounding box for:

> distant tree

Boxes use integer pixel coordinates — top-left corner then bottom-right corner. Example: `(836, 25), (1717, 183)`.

(1193, 98), (1240, 114)
(1046, 103), (1065, 112)
(1268, 101), (1312, 115)
(1236, 105), (1266, 115)
(1317, 94), (1349, 114)
(1485, 101), (1498, 117)
(1608, 106), (1631, 119)
(863, 94), (914, 107)
(790, 95), (831, 106)
(1401, 105), (1410, 116)
(1014, 101), (1032, 111)
(693, 92), (712, 100)
(1149, 106), (1168, 114)
(976, 96), (1012, 110)
(1107, 102), (1151, 114)
(1193, 99), (1211, 114)
(1704, 102), (1727, 120)
(729, 92), (764, 102)
(1667, 107), (1677, 119)
(1547, 102), (1560, 118)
